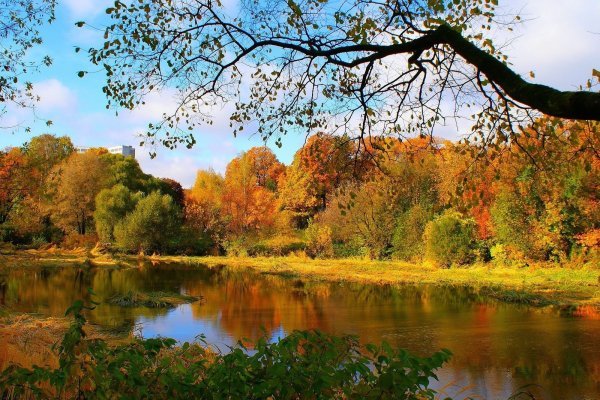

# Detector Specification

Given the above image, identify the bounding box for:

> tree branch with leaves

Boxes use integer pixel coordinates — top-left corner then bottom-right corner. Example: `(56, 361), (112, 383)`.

(0, 0), (56, 129)
(82, 0), (600, 151)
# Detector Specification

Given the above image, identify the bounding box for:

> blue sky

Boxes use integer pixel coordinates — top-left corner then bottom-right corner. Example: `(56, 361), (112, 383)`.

(1, 0), (598, 187)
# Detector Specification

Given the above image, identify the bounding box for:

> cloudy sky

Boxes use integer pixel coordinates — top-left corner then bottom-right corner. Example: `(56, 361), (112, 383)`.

(0, 0), (598, 187)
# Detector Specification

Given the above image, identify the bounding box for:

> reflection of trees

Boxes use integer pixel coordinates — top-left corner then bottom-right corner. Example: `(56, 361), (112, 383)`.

(183, 271), (332, 341)
(0, 262), (598, 396)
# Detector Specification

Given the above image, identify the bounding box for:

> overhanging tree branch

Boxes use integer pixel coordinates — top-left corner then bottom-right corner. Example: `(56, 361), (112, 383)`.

(85, 0), (600, 150)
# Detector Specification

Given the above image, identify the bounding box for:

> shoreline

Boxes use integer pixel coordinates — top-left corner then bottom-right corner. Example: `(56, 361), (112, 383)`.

(165, 255), (600, 310)
(1, 249), (599, 310)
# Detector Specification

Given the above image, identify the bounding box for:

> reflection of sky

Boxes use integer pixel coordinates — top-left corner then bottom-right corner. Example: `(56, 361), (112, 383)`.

(137, 304), (286, 352)
(136, 306), (525, 399)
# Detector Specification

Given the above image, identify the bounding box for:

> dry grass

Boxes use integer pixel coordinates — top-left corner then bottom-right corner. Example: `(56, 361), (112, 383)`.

(0, 313), (132, 371)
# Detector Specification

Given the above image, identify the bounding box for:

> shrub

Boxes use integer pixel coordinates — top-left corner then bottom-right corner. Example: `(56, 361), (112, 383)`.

(0, 300), (452, 399)
(173, 225), (215, 255)
(223, 235), (250, 257)
(31, 235), (49, 249)
(424, 210), (477, 267)
(247, 235), (306, 257)
(305, 221), (333, 258)
(0, 224), (17, 243)
(333, 241), (366, 258)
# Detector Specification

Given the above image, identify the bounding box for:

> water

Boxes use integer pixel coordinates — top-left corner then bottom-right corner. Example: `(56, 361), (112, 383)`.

(0, 262), (598, 399)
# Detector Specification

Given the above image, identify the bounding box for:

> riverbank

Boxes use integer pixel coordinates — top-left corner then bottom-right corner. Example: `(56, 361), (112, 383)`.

(1, 247), (598, 310)
(163, 255), (600, 310)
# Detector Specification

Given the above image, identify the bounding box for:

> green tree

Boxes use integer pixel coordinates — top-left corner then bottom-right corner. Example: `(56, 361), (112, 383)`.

(114, 192), (182, 253)
(94, 184), (141, 243)
(101, 153), (151, 193)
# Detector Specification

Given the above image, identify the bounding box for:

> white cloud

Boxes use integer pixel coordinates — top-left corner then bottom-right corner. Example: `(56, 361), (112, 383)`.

(500, 0), (600, 89)
(62, 0), (112, 19)
(33, 79), (78, 113)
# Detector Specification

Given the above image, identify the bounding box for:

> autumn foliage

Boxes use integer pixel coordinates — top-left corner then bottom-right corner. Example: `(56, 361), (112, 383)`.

(0, 118), (598, 265)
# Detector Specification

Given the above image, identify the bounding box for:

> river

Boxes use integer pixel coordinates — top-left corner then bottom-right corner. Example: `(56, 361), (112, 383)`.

(0, 262), (598, 399)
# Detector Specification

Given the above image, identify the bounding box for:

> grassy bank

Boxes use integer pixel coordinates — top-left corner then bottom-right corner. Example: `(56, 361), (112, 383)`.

(161, 255), (600, 309)
(1, 247), (598, 309)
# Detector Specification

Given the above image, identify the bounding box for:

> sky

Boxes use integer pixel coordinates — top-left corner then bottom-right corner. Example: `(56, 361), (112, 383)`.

(0, 0), (598, 187)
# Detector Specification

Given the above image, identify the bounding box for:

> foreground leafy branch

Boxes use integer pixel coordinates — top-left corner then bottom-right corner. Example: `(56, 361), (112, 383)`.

(0, 300), (452, 399)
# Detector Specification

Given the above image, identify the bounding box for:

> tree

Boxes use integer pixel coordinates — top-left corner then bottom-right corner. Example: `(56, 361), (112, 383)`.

(0, 148), (30, 224)
(94, 184), (141, 243)
(315, 137), (440, 259)
(101, 153), (151, 193)
(190, 169), (224, 207)
(321, 179), (398, 259)
(114, 192), (182, 253)
(47, 152), (110, 235)
(85, 0), (599, 152)
(487, 119), (600, 261)
(245, 147), (285, 191)
(221, 150), (278, 235)
(24, 134), (74, 184)
(0, 0), (56, 125)
(158, 178), (185, 208)
(186, 169), (227, 252)
(277, 162), (320, 229)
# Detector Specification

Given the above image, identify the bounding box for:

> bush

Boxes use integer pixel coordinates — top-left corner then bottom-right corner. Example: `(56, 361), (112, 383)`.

(0, 300), (452, 399)
(31, 235), (49, 249)
(247, 236), (306, 257)
(223, 235), (250, 257)
(305, 221), (333, 258)
(173, 225), (215, 255)
(424, 210), (477, 267)
(0, 224), (17, 243)
(333, 241), (366, 258)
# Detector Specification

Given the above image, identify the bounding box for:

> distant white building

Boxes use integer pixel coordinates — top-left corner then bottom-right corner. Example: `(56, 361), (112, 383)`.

(75, 145), (136, 158)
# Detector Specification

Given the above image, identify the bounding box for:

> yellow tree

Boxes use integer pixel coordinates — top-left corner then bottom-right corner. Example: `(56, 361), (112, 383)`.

(47, 151), (110, 235)
(186, 169), (226, 248)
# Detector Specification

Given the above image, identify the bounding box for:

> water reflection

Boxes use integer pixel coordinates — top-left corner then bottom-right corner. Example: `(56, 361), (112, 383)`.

(0, 262), (598, 399)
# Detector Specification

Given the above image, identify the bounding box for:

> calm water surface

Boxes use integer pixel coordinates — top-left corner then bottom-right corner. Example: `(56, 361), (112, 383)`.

(0, 262), (598, 399)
